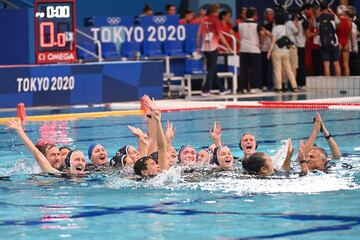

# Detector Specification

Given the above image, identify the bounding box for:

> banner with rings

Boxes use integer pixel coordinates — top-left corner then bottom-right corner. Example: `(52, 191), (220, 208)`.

(273, 0), (335, 9)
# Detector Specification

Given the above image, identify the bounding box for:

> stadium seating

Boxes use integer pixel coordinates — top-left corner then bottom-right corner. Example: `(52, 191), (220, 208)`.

(101, 42), (121, 60)
(121, 42), (142, 59)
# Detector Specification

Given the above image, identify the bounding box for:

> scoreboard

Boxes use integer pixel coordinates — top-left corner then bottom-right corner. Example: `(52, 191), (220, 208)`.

(34, 0), (77, 64)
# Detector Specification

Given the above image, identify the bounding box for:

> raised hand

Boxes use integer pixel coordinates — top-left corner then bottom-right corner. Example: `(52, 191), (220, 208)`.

(127, 125), (146, 138)
(6, 118), (22, 132)
(297, 140), (306, 161)
(143, 95), (161, 121)
(210, 121), (222, 140)
(314, 112), (322, 133)
(165, 120), (176, 144)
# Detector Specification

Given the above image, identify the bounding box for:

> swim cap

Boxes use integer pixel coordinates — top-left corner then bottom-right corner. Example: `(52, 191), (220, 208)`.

(178, 145), (195, 160)
(88, 143), (98, 160)
(110, 154), (127, 167)
(211, 146), (225, 165)
(65, 150), (76, 167)
(117, 145), (130, 156)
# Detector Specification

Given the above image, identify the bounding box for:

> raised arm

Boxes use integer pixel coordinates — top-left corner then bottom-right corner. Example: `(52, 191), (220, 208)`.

(318, 115), (341, 159)
(297, 140), (309, 174)
(281, 138), (294, 170)
(210, 121), (222, 147)
(6, 119), (60, 174)
(127, 125), (148, 159)
(143, 96), (169, 170)
(302, 113), (322, 154)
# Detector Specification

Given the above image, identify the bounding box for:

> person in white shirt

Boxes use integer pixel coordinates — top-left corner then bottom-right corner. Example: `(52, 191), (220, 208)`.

(261, 8), (274, 91)
(285, 16), (299, 82)
(238, 7), (263, 93)
(267, 7), (299, 92)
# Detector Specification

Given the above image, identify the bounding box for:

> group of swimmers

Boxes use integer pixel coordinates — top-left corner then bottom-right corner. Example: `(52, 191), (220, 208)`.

(6, 95), (341, 179)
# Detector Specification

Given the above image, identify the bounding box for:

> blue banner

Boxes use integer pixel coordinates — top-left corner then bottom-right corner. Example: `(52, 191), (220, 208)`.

(0, 61), (163, 108)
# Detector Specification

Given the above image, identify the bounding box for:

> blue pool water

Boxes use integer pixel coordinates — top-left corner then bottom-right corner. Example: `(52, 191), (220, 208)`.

(0, 108), (360, 239)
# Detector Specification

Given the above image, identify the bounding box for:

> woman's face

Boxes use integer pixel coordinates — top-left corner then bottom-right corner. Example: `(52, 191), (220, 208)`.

(127, 146), (139, 162)
(180, 147), (196, 165)
(123, 156), (134, 168)
(70, 151), (86, 175)
(59, 148), (70, 166)
(260, 154), (274, 176)
(168, 146), (178, 166)
(91, 145), (108, 165)
(217, 147), (233, 169)
(197, 149), (211, 163)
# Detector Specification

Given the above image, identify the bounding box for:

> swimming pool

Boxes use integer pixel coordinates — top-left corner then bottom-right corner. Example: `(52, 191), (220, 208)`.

(0, 108), (359, 239)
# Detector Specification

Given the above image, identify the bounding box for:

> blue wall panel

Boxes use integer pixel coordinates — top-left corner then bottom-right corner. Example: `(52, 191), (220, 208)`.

(0, 61), (163, 108)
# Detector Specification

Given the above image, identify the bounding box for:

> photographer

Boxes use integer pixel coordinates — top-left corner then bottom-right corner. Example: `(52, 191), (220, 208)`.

(267, 7), (299, 92)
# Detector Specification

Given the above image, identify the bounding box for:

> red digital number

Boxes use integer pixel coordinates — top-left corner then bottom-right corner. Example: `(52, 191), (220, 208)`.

(39, 21), (67, 48)
(39, 21), (54, 48)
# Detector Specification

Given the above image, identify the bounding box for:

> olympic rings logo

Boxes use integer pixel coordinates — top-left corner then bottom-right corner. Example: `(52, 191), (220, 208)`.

(274, 0), (335, 8)
(106, 17), (121, 25)
(152, 16), (167, 24)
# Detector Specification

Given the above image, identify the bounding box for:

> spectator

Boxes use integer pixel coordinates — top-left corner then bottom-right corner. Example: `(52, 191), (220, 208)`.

(179, 9), (197, 24)
(337, 4), (352, 76)
(316, 0), (341, 76)
(166, 4), (176, 15)
(197, 4), (232, 96)
(301, 4), (322, 76)
(261, 8), (274, 90)
(142, 3), (153, 16)
(219, 10), (236, 52)
(267, 7), (299, 92)
(347, 6), (359, 75)
(198, 7), (207, 20)
(236, 7), (247, 24)
(295, 7), (308, 89)
(285, 14), (300, 84)
(238, 7), (263, 93)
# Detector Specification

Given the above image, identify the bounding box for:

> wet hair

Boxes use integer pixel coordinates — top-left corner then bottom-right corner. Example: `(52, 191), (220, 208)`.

(149, 152), (159, 162)
(134, 156), (152, 176)
(110, 154), (127, 167)
(36, 142), (56, 157)
(246, 7), (257, 19)
(219, 10), (231, 20)
(59, 146), (71, 152)
(242, 152), (266, 174)
(310, 147), (328, 161)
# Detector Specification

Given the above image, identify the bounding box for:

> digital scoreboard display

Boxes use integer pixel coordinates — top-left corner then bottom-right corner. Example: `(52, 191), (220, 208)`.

(34, 0), (77, 64)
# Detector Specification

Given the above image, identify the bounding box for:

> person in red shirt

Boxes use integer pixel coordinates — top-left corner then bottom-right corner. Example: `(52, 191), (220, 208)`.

(179, 9), (197, 24)
(337, 5), (352, 76)
(219, 10), (236, 52)
(197, 4), (232, 96)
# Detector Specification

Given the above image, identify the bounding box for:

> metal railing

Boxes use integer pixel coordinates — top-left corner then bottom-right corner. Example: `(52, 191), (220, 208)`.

(75, 29), (103, 62)
(0, 0), (19, 9)
(218, 31), (238, 94)
(0, 0), (33, 8)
